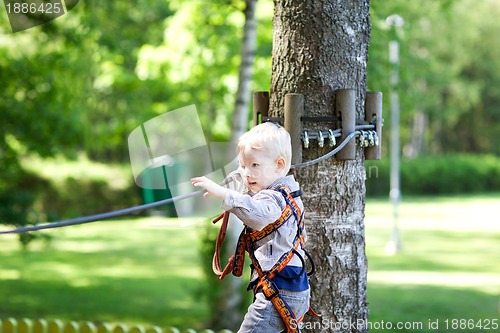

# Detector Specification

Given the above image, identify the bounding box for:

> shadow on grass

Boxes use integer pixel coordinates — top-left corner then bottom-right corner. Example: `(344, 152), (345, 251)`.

(368, 283), (499, 333)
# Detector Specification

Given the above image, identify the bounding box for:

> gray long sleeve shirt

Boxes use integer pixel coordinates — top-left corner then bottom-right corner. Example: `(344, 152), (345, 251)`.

(221, 175), (306, 275)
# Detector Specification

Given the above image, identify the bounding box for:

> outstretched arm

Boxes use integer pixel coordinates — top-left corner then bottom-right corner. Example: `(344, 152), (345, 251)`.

(192, 176), (284, 231)
(191, 176), (229, 199)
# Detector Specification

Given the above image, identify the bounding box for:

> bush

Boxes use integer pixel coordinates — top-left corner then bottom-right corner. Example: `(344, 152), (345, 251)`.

(1, 155), (142, 248)
(36, 176), (142, 220)
(365, 154), (500, 196)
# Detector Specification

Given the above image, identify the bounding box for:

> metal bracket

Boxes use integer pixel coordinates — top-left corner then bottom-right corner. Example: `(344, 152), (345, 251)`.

(252, 90), (384, 163)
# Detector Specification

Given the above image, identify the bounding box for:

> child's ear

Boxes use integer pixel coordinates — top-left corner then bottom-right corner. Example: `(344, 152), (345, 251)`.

(276, 157), (286, 171)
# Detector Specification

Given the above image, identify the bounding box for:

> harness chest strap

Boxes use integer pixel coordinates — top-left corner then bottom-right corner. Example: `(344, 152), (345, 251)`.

(211, 192), (296, 279)
(245, 194), (306, 332)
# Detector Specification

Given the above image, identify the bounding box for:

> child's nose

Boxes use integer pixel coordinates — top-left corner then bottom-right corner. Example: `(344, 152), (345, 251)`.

(243, 168), (251, 177)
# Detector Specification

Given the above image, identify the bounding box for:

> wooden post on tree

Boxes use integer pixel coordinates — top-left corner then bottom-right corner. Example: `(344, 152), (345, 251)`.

(284, 93), (303, 165)
(269, 1), (371, 332)
(365, 92), (383, 160)
(335, 89), (356, 161)
(252, 91), (269, 126)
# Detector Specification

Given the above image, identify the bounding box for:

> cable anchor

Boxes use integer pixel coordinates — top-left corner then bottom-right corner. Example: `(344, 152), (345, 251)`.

(328, 129), (336, 147)
(303, 131), (310, 149)
(318, 131), (324, 148)
(368, 131), (375, 147)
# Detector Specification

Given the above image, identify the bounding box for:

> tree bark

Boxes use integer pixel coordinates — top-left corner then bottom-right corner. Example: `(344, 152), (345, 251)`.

(269, 1), (371, 332)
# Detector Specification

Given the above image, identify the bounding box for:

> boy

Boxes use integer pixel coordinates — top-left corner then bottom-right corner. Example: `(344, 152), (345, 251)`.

(191, 122), (310, 332)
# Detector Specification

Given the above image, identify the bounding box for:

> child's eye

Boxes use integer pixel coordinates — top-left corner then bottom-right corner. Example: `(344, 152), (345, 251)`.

(251, 163), (259, 168)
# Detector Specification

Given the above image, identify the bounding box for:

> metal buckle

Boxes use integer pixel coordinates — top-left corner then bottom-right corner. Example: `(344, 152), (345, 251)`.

(262, 280), (280, 300)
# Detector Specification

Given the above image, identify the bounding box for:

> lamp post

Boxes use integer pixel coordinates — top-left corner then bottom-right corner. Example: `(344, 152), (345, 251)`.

(386, 14), (404, 255)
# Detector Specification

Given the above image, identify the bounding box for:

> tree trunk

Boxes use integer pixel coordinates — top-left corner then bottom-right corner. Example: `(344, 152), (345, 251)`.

(215, 0), (258, 330)
(269, 1), (371, 332)
(231, 0), (258, 140)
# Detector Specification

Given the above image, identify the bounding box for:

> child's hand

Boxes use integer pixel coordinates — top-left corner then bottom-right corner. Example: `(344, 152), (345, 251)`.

(191, 176), (228, 199)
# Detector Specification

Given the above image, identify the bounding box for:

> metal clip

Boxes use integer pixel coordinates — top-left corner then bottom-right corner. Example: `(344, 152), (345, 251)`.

(368, 131), (375, 147)
(328, 129), (336, 147)
(303, 131), (310, 149)
(364, 131), (370, 148)
(358, 131), (365, 148)
(373, 132), (379, 146)
(318, 131), (324, 148)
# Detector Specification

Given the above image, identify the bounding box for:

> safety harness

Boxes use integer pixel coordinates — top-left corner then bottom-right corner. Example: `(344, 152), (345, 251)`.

(212, 185), (320, 333)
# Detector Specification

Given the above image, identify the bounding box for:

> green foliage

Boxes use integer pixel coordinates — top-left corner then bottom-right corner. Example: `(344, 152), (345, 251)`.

(135, 0), (272, 140)
(1, 0), (498, 164)
(369, 0), (500, 156)
(0, 138), (43, 248)
(366, 154), (500, 196)
(27, 156), (141, 218)
(0, 0), (274, 162)
(0, 155), (140, 248)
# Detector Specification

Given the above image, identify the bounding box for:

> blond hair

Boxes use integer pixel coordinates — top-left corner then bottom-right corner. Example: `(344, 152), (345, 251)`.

(237, 122), (292, 173)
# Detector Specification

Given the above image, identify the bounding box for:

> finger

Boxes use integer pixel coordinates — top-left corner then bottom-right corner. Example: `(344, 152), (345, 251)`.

(191, 177), (204, 185)
(191, 176), (208, 184)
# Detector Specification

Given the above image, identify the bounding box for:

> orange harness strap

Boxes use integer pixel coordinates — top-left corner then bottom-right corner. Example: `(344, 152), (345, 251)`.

(211, 196), (295, 279)
(212, 211), (235, 280)
(212, 186), (321, 332)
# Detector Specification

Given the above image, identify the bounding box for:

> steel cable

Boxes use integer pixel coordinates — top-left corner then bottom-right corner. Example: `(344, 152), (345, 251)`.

(0, 130), (363, 235)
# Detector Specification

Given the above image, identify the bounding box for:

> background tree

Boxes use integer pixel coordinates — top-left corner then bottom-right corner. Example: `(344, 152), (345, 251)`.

(209, 0), (258, 330)
(269, 0), (370, 331)
(368, 0), (500, 157)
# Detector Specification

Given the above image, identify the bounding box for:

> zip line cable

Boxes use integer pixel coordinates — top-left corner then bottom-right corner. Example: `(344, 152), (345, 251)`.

(0, 129), (370, 235)
(0, 189), (207, 235)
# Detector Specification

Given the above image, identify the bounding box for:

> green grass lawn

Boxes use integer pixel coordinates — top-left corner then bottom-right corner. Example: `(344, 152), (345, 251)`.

(365, 194), (500, 332)
(0, 217), (212, 330)
(1, 194), (499, 332)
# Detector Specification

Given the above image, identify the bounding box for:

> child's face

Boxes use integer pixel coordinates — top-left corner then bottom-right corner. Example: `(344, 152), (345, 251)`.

(238, 149), (285, 193)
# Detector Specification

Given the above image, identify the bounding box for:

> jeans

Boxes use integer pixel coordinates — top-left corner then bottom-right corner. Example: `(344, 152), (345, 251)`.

(237, 288), (310, 333)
